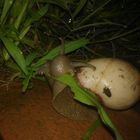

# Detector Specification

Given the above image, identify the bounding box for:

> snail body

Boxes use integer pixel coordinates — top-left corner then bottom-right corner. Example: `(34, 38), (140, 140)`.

(77, 58), (140, 110)
(50, 54), (74, 77)
(49, 54), (75, 98)
(38, 56), (140, 110)
(37, 40), (140, 110)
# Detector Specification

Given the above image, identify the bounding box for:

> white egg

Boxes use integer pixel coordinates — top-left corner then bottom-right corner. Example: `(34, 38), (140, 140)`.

(77, 58), (140, 110)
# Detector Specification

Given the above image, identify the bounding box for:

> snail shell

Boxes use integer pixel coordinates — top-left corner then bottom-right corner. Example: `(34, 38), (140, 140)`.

(77, 58), (140, 110)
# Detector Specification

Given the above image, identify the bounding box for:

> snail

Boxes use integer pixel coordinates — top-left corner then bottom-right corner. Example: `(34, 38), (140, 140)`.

(37, 41), (140, 110)
(36, 40), (100, 121)
(77, 58), (140, 110)
(37, 39), (95, 99)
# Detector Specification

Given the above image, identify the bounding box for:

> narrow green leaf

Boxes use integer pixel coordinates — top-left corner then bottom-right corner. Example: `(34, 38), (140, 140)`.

(1, 37), (28, 75)
(23, 4), (49, 28)
(82, 119), (102, 140)
(18, 4), (49, 41)
(56, 74), (99, 106)
(45, 14), (71, 31)
(25, 52), (38, 66)
(6, 61), (21, 72)
(2, 48), (10, 61)
(56, 74), (123, 140)
(18, 26), (31, 40)
(14, 0), (29, 29)
(22, 73), (33, 92)
(92, 26), (140, 44)
(21, 37), (34, 47)
(32, 38), (89, 70)
(72, 0), (88, 19)
(44, 0), (68, 10)
(77, 0), (112, 26)
(72, 22), (125, 32)
(0, 0), (15, 24)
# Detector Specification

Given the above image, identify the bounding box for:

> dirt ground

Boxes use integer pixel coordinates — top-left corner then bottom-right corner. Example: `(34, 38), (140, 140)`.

(0, 65), (140, 140)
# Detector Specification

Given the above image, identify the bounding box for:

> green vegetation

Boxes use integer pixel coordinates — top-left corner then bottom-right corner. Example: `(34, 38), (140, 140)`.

(0, 0), (140, 140)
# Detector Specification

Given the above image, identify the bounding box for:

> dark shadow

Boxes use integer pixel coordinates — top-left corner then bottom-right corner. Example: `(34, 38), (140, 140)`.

(0, 132), (4, 140)
(133, 101), (140, 112)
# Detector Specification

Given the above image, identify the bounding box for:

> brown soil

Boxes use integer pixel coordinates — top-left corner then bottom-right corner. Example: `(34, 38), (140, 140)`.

(0, 65), (140, 140)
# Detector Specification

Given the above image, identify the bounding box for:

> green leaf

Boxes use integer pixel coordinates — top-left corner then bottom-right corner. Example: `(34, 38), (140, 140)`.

(72, 22), (125, 33)
(44, 14), (71, 31)
(23, 4), (49, 28)
(20, 36), (34, 47)
(0, 0), (15, 24)
(32, 38), (89, 70)
(25, 52), (38, 66)
(1, 37), (28, 75)
(56, 74), (123, 140)
(6, 61), (21, 72)
(92, 26), (140, 44)
(14, 0), (29, 29)
(18, 4), (49, 41)
(17, 26), (31, 42)
(44, 0), (68, 10)
(72, 0), (88, 19)
(77, 0), (112, 26)
(2, 48), (10, 61)
(82, 119), (102, 140)
(22, 73), (33, 92)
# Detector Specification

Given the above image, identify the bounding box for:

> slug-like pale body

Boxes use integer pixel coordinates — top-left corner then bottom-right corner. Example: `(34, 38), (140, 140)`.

(77, 58), (140, 110)
(50, 55), (74, 76)
(37, 50), (140, 110)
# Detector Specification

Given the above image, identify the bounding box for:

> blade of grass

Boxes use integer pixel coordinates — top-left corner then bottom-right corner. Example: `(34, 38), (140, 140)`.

(72, 0), (88, 19)
(25, 52), (38, 66)
(92, 26), (140, 44)
(17, 4), (49, 45)
(23, 4), (49, 28)
(32, 38), (89, 70)
(21, 37), (34, 48)
(18, 26), (31, 40)
(77, 0), (112, 26)
(0, 0), (15, 24)
(82, 119), (102, 140)
(22, 72), (33, 92)
(72, 22), (125, 32)
(44, 0), (68, 10)
(2, 47), (10, 61)
(14, 0), (29, 29)
(45, 14), (71, 31)
(56, 74), (123, 140)
(1, 37), (28, 75)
